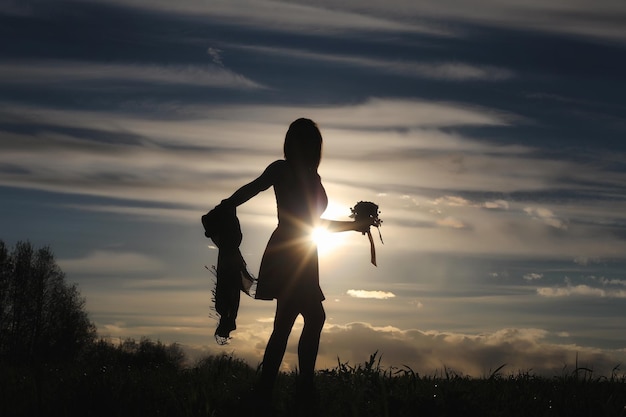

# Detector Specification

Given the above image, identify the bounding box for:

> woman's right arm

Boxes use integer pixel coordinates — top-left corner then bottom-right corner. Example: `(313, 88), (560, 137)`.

(321, 217), (376, 233)
(221, 160), (283, 207)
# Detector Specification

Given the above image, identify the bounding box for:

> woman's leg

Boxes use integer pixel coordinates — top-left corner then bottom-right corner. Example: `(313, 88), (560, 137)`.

(258, 298), (299, 393)
(298, 300), (325, 384)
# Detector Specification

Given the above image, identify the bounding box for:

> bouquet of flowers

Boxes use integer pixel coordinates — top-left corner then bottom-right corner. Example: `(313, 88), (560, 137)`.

(350, 201), (383, 266)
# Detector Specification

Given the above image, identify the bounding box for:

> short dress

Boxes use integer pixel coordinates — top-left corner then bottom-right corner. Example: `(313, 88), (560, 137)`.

(255, 160), (328, 302)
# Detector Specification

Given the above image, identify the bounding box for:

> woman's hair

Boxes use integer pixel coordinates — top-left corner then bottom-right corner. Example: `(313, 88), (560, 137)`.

(283, 118), (323, 169)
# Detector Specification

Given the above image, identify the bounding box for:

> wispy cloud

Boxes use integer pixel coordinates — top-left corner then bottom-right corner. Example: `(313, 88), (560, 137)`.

(436, 217), (468, 229)
(537, 285), (626, 298)
(81, 0), (626, 43)
(524, 273), (543, 281)
(179, 97), (519, 130)
(0, 97), (522, 207)
(483, 200), (510, 210)
(2, 97), (626, 262)
(228, 44), (514, 81)
(272, 0), (626, 43)
(431, 196), (472, 207)
(524, 207), (569, 230)
(59, 204), (201, 224)
(0, 60), (265, 89)
(88, 0), (450, 36)
(594, 277), (626, 287)
(573, 256), (602, 266)
(59, 250), (165, 274)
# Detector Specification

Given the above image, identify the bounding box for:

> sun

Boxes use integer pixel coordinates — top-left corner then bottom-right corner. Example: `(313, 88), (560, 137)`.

(311, 226), (333, 247)
(310, 200), (351, 257)
(311, 226), (343, 256)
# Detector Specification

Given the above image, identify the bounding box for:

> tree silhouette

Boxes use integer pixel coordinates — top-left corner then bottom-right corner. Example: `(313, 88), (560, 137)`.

(0, 240), (96, 363)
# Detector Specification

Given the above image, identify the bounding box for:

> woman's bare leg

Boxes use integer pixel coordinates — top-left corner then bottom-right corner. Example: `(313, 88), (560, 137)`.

(258, 299), (299, 393)
(298, 300), (325, 384)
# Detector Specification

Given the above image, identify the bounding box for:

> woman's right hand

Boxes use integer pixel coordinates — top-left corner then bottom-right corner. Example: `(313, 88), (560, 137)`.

(354, 217), (377, 233)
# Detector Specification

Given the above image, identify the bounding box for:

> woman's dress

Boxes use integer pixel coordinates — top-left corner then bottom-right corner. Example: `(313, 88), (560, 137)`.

(255, 160), (328, 302)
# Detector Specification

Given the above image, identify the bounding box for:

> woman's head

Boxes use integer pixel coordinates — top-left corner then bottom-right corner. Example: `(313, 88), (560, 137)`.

(284, 118), (323, 170)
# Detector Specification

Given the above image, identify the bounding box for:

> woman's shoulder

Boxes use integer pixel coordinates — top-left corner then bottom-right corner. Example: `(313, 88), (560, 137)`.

(268, 159), (287, 169)
(266, 159), (287, 174)
(258, 159), (287, 182)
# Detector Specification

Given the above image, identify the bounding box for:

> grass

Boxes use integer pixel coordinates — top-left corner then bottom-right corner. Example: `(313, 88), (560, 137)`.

(1, 341), (625, 417)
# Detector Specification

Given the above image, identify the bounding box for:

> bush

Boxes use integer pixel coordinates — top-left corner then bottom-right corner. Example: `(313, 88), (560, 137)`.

(1, 348), (625, 417)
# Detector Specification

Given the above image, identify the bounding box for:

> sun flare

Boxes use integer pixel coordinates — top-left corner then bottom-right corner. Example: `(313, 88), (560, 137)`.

(311, 226), (343, 256)
(310, 201), (352, 257)
(311, 226), (332, 246)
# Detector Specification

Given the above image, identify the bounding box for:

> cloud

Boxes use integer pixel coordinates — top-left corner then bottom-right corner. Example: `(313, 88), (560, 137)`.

(316, 323), (623, 377)
(573, 256), (601, 266)
(169, 322), (626, 377)
(90, 312), (626, 377)
(80, 0), (626, 43)
(594, 277), (626, 287)
(523, 273), (543, 281)
(0, 97), (523, 209)
(82, 279), (626, 378)
(427, 196), (511, 214)
(432, 196), (472, 207)
(0, 60), (265, 89)
(436, 217), (468, 229)
(89, 0), (449, 36)
(524, 207), (568, 230)
(228, 44), (514, 81)
(3, 98), (626, 262)
(273, 0), (626, 43)
(185, 97), (518, 130)
(484, 200), (509, 210)
(206, 48), (224, 67)
(537, 284), (626, 298)
(0, 97), (516, 147)
(347, 289), (396, 299)
(393, 62), (513, 81)
(59, 203), (202, 224)
(59, 250), (165, 274)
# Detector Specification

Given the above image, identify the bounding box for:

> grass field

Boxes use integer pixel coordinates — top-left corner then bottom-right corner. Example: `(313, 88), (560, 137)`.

(2, 340), (625, 417)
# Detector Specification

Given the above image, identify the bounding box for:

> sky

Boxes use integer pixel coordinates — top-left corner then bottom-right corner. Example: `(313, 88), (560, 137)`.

(2, 0), (626, 377)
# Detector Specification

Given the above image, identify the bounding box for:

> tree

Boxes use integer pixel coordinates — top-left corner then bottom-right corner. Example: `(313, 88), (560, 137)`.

(0, 240), (96, 363)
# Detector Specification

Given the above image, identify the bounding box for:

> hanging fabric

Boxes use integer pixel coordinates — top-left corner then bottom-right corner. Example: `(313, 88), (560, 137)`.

(202, 203), (256, 344)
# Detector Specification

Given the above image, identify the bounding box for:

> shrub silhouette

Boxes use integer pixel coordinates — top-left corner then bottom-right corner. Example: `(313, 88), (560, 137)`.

(85, 337), (186, 372)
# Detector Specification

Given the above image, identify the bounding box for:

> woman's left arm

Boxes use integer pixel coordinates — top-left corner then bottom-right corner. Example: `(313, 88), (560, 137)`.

(222, 160), (281, 207)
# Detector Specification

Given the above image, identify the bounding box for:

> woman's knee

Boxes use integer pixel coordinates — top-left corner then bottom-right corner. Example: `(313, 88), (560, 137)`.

(272, 316), (296, 342)
(304, 303), (325, 331)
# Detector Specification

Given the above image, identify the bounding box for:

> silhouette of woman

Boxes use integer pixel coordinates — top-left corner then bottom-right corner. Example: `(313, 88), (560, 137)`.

(220, 118), (373, 410)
